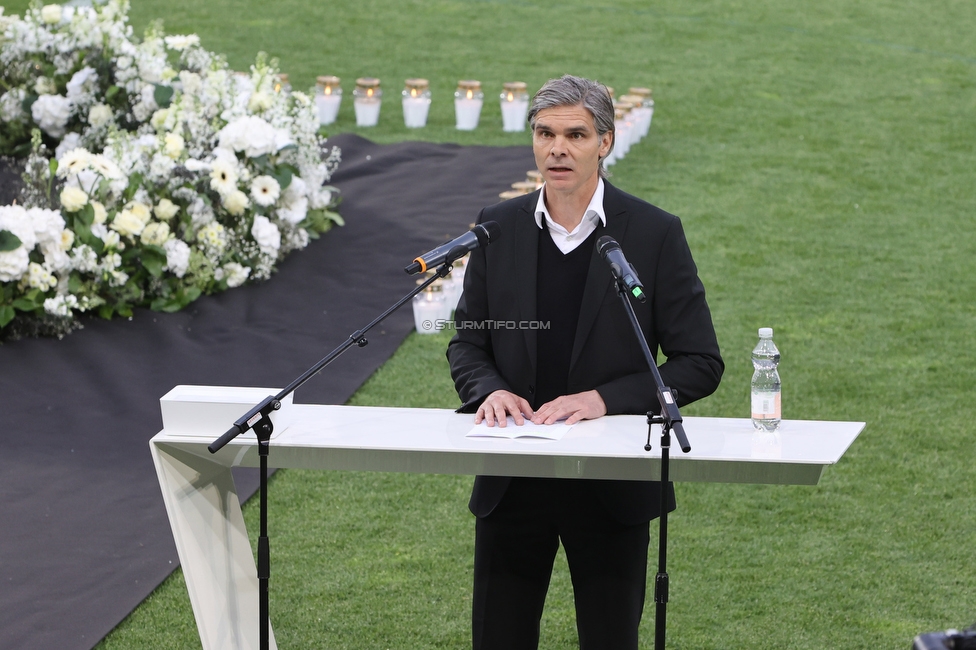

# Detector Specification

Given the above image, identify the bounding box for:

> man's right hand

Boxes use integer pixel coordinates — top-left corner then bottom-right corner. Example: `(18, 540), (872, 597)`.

(475, 390), (534, 427)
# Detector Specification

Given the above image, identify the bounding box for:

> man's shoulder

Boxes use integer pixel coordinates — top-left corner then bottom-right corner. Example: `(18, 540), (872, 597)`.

(480, 189), (538, 224)
(604, 181), (679, 228)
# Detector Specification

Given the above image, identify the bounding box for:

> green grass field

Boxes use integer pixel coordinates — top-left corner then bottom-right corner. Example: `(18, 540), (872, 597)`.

(4, 0), (974, 647)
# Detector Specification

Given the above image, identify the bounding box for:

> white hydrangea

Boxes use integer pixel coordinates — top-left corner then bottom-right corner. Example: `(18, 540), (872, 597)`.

(31, 93), (73, 138)
(217, 115), (282, 158)
(162, 238), (190, 277)
(0, 89), (27, 122)
(54, 132), (83, 161)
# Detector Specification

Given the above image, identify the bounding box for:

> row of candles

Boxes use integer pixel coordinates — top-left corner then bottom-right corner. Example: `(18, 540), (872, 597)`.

(313, 76), (654, 135)
(314, 76), (528, 131)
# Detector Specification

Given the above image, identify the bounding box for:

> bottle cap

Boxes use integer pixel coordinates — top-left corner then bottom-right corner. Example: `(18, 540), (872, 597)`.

(758, 327), (773, 338)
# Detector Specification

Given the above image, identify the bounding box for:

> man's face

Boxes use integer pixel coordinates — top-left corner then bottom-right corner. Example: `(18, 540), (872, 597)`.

(532, 104), (613, 199)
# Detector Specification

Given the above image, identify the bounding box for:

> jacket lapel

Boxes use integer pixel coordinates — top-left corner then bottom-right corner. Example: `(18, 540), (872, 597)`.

(569, 183), (630, 373)
(515, 195), (539, 377)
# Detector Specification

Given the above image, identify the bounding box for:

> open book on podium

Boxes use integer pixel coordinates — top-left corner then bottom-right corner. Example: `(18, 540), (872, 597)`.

(150, 385), (864, 650)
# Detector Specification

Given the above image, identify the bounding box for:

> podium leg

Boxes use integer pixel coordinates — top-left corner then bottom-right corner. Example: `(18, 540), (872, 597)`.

(151, 439), (277, 650)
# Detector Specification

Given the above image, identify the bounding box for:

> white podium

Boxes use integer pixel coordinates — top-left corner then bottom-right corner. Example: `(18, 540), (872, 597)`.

(150, 385), (864, 650)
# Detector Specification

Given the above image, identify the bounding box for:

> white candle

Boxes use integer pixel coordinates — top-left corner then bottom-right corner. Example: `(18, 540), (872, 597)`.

(354, 99), (381, 127)
(402, 97), (430, 128)
(455, 98), (483, 130)
(501, 99), (528, 132)
(413, 293), (445, 334)
(315, 94), (341, 125)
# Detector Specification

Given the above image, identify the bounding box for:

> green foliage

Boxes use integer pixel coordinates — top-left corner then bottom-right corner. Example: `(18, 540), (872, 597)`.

(0, 229), (22, 252)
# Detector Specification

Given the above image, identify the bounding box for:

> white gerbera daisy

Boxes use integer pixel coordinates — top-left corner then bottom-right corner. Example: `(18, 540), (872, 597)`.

(57, 149), (92, 177)
(209, 158), (238, 196)
(250, 175), (280, 207)
(89, 154), (124, 180)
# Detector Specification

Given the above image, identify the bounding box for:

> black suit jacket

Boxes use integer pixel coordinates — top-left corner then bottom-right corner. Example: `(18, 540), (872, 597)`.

(447, 182), (723, 525)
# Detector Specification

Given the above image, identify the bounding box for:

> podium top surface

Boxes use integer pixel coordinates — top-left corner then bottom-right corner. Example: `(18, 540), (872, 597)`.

(152, 385), (865, 486)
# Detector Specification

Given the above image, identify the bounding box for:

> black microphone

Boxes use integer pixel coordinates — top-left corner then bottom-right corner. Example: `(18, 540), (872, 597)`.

(405, 221), (501, 274)
(597, 236), (647, 303)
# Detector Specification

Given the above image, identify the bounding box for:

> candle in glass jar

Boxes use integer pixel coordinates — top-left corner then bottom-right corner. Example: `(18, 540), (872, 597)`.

(500, 81), (529, 132)
(402, 78), (431, 128)
(413, 281), (447, 334)
(629, 87), (654, 136)
(314, 75), (342, 125)
(454, 80), (484, 131)
(353, 77), (382, 127)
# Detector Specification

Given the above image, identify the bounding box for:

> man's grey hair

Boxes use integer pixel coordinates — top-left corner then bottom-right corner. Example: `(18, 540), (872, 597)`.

(527, 75), (615, 178)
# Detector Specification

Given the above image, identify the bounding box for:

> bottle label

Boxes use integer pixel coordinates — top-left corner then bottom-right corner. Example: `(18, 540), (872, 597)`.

(751, 391), (781, 419)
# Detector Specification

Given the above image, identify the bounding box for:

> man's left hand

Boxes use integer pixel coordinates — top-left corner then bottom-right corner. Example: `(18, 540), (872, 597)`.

(531, 390), (607, 425)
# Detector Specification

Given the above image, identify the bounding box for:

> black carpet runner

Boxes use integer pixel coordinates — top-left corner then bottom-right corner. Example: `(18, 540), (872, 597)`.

(0, 134), (535, 650)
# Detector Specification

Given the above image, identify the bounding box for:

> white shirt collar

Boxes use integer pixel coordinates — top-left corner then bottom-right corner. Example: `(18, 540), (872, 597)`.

(533, 178), (607, 235)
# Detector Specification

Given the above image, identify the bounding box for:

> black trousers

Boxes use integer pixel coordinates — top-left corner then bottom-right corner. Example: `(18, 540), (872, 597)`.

(472, 477), (651, 650)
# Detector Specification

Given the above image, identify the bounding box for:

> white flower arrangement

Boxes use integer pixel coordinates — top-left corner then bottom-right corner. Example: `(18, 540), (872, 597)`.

(0, 0), (343, 338)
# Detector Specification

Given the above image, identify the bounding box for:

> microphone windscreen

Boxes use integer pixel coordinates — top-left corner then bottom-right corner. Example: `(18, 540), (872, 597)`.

(596, 235), (620, 257)
(479, 221), (501, 244)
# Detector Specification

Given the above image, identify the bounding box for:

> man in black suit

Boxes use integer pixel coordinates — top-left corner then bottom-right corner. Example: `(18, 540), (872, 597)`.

(447, 75), (723, 650)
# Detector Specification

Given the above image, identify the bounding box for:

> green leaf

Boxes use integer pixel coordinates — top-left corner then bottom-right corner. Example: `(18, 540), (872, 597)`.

(72, 216), (94, 246)
(153, 83), (175, 108)
(21, 93), (38, 114)
(68, 273), (84, 294)
(106, 85), (120, 100)
(271, 165), (293, 191)
(12, 296), (43, 311)
(49, 158), (59, 177)
(250, 154), (270, 172)
(76, 202), (95, 226)
(141, 245), (168, 277)
(0, 229), (22, 252)
(0, 305), (14, 328)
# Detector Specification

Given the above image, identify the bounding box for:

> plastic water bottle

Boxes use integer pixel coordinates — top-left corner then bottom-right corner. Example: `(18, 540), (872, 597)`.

(751, 327), (781, 431)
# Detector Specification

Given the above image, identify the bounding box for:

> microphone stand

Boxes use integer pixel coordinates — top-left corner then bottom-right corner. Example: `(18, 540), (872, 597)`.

(611, 280), (691, 650)
(207, 251), (464, 650)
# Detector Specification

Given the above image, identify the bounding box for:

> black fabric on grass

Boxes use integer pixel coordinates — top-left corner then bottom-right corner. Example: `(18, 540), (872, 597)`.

(0, 134), (534, 650)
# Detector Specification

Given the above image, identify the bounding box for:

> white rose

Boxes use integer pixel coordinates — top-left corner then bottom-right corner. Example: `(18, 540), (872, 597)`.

(140, 221), (171, 246)
(31, 94), (73, 139)
(277, 196), (307, 224)
(110, 202), (152, 237)
(163, 133), (184, 159)
(154, 199), (180, 220)
(91, 201), (107, 224)
(40, 4), (62, 24)
(88, 103), (113, 127)
(60, 186), (89, 212)
(222, 262), (250, 287)
(250, 215), (281, 253)
(223, 190), (249, 216)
